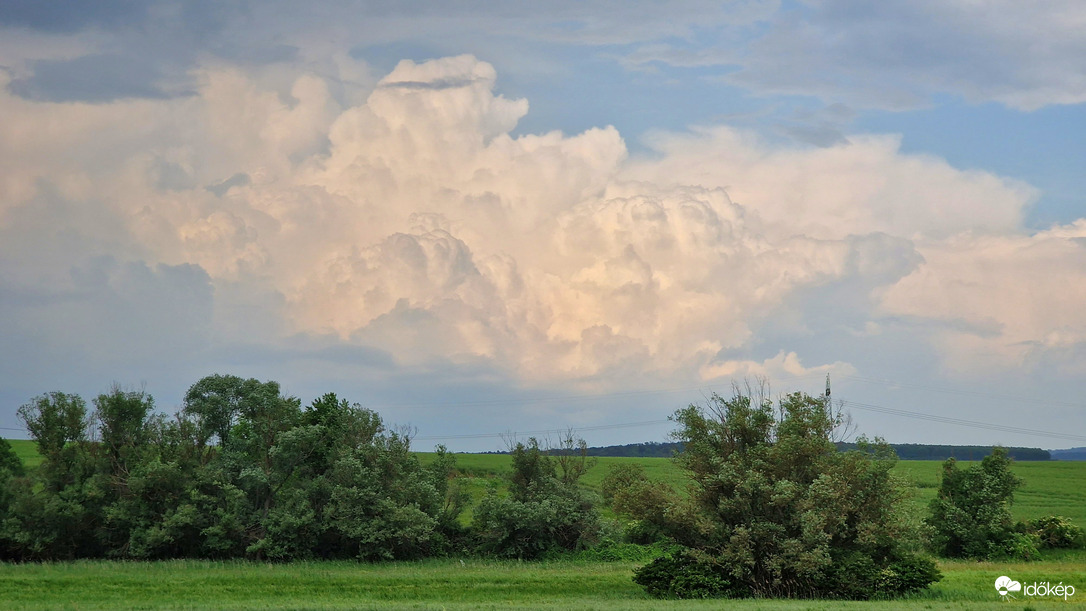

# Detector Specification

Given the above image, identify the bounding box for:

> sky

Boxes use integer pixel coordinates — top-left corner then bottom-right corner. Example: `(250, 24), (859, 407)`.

(1, 0), (1085, 452)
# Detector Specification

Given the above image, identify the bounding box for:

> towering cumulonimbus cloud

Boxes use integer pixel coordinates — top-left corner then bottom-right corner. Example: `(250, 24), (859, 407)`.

(0, 53), (1082, 397)
(275, 56), (870, 380)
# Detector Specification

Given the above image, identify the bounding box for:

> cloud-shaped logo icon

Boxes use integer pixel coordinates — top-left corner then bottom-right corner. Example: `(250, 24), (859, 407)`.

(995, 576), (1022, 596)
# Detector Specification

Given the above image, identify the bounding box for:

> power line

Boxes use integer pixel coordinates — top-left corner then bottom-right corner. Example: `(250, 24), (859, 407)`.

(414, 419), (669, 441)
(414, 395), (1086, 446)
(842, 375), (1086, 411)
(408, 375), (835, 443)
(840, 399), (1086, 443)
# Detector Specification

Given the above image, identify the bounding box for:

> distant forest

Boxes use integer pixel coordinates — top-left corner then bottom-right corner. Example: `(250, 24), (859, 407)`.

(572, 441), (1055, 461)
(1050, 447), (1086, 461)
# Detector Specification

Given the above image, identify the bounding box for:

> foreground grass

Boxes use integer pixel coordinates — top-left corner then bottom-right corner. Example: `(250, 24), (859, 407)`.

(1, 554), (1084, 610)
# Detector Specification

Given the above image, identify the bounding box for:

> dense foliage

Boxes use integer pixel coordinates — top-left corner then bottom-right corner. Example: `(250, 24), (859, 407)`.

(926, 448), (1085, 559)
(472, 436), (601, 558)
(0, 376), (606, 563)
(600, 462), (682, 544)
(1018, 515), (1085, 550)
(0, 378), (466, 561)
(614, 387), (940, 600)
(586, 442), (684, 458)
(926, 447), (1039, 560)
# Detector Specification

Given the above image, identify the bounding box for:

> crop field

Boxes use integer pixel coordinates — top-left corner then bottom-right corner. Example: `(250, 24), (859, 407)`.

(3, 440), (1085, 609)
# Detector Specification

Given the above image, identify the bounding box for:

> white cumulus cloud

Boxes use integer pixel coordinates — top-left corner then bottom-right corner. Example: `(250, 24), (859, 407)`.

(1, 53), (1082, 415)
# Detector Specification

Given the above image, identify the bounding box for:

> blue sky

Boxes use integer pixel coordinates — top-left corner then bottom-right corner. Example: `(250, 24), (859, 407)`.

(1, 1), (1084, 451)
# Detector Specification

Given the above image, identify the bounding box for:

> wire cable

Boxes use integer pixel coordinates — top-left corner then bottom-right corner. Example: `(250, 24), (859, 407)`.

(414, 419), (669, 441)
(841, 374), (1086, 411)
(841, 399), (1086, 443)
(414, 395), (1086, 445)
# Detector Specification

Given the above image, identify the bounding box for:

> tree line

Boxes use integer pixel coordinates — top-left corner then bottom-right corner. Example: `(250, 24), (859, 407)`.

(0, 375), (1080, 601)
(836, 442), (1051, 461)
(0, 376), (466, 560)
(572, 441), (1051, 460)
(0, 374), (606, 563)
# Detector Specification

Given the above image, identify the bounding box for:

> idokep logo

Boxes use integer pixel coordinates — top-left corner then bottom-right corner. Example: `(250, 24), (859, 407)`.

(995, 575), (1076, 601)
(994, 576), (1021, 598)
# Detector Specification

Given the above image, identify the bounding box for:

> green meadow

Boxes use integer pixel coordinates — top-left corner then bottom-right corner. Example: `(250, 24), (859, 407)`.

(7, 439), (42, 470)
(422, 450), (1086, 525)
(892, 459), (1086, 525)
(1, 554), (1084, 610)
(2, 440), (1085, 609)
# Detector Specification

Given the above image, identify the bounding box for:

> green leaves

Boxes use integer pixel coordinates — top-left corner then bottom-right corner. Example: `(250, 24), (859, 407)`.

(1, 375), (467, 562)
(927, 447), (1038, 560)
(17, 392), (88, 460)
(629, 387), (940, 600)
(0, 438), (23, 479)
(472, 437), (602, 559)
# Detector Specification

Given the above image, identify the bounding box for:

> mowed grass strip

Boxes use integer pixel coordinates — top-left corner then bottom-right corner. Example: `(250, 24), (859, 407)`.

(1, 555), (1084, 610)
(0, 559), (645, 610)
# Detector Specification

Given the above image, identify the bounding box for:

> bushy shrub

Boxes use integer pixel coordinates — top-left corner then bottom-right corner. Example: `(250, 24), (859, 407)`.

(819, 550), (941, 599)
(471, 436), (601, 559)
(882, 554), (943, 595)
(633, 549), (747, 599)
(600, 463), (687, 544)
(473, 487), (598, 558)
(1018, 516), (1085, 550)
(600, 463), (648, 503)
(926, 447), (1036, 560)
(629, 385), (940, 600)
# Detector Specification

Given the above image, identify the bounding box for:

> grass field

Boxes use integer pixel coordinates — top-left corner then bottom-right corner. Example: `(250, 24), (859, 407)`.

(3, 440), (1084, 609)
(6, 439), (41, 470)
(425, 451), (1086, 525)
(892, 459), (1086, 524)
(0, 554), (1083, 609)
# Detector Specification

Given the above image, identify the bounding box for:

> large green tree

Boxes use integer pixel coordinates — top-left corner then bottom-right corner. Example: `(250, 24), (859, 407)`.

(926, 447), (1036, 559)
(5, 392), (101, 559)
(629, 386), (939, 600)
(1, 377), (466, 562)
